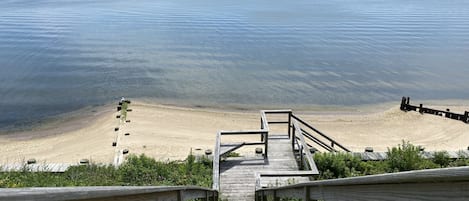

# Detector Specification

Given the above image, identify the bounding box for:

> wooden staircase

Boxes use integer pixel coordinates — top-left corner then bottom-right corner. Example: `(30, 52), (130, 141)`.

(212, 110), (350, 201)
(219, 134), (309, 200)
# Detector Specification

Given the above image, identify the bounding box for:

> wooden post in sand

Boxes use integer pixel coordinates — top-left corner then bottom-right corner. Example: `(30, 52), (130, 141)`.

(400, 97), (406, 110)
(464, 111), (469, 123)
(419, 104), (423, 113)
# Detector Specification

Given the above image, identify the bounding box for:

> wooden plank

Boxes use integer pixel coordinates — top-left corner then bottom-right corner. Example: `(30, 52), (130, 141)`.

(0, 186), (217, 201)
(260, 112), (269, 131)
(258, 171), (317, 177)
(220, 130), (267, 135)
(267, 121), (289, 124)
(258, 166), (469, 201)
(262, 109), (292, 114)
(220, 136), (307, 200)
(212, 132), (221, 191)
(293, 120), (319, 174)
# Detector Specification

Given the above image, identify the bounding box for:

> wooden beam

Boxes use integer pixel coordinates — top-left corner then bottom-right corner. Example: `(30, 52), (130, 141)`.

(257, 166), (469, 201)
(212, 132), (221, 191)
(0, 186), (218, 201)
(220, 130), (267, 135)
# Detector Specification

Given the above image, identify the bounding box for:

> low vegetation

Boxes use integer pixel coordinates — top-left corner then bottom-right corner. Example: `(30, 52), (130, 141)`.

(314, 141), (469, 180)
(0, 154), (212, 188)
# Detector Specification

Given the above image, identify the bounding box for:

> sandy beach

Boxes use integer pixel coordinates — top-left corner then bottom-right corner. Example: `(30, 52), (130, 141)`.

(0, 100), (468, 164)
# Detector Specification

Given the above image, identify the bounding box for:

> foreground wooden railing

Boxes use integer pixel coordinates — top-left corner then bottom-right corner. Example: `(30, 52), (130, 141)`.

(0, 186), (218, 201)
(255, 166), (469, 201)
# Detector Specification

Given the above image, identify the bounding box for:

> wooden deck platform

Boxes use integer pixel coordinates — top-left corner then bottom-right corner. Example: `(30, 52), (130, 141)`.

(219, 135), (310, 201)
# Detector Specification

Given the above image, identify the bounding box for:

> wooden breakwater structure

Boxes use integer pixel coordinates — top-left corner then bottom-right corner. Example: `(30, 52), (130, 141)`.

(113, 98), (133, 166)
(400, 97), (469, 123)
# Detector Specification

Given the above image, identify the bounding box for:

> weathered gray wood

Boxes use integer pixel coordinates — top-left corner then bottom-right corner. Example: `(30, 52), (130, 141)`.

(212, 132), (221, 191)
(257, 170), (318, 177)
(220, 136), (311, 201)
(220, 130), (267, 135)
(260, 112), (269, 131)
(293, 120), (319, 174)
(291, 114), (350, 152)
(0, 186), (217, 201)
(0, 163), (71, 173)
(267, 121), (289, 124)
(262, 109), (292, 114)
(257, 166), (469, 201)
(220, 143), (244, 156)
(301, 128), (335, 152)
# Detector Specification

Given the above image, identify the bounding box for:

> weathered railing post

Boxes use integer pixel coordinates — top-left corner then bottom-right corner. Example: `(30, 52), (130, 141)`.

(264, 131), (268, 158)
(288, 111), (292, 139)
(291, 123), (296, 149)
(261, 117), (264, 142)
(304, 186), (311, 201)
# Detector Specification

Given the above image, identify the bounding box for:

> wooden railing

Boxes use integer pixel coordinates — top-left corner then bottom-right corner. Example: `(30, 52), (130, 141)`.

(212, 109), (350, 192)
(0, 186), (218, 201)
(292, 120), (319, 172)
(255, 166), (469, 201)
(212, 129), (268, 191)
(291, 113), (350, 152)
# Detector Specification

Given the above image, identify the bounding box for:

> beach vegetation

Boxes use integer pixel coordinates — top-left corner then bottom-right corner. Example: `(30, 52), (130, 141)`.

(432, 151), (451, 167)
(0, 154), (212, 188)
(314, 141), (468, 180)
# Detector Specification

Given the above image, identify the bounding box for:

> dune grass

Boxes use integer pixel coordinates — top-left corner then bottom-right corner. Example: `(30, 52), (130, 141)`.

(0, 154), (212, 188)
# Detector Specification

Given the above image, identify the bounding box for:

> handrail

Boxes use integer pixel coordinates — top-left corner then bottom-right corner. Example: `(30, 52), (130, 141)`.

(212, 132), (221, 191)
(0, 186), (218, 201)
(291, 113), (350, 152)
(256, 166), (469, 201)
(292, 120), (319, 173)
(212, 129), (269, 191)
(213, 110), (292, 191)
(300, 128), (336, 152)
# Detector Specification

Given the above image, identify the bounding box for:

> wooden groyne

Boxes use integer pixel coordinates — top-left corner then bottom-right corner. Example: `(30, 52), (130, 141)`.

(400, 97), (469, 123)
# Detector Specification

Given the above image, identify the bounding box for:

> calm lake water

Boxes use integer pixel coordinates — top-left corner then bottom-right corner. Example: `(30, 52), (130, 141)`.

(1, 0), (469, 130)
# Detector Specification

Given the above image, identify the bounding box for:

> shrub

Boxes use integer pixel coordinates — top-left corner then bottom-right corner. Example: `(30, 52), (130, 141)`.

(432, 151), (451, 167)
(386, 141), (437, 171)
(314, 152), (363, 179)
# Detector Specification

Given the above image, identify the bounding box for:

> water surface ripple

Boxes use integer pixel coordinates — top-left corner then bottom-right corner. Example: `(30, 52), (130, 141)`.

(1, 0), (469, 129)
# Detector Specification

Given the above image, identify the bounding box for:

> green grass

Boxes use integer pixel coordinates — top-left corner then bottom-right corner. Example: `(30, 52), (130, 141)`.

(0, 154), (212, 188)
(314, 141), (469, 180)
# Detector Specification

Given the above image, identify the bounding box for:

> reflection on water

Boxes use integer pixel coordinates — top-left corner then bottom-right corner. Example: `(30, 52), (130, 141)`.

(1, 0), (469, 129)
